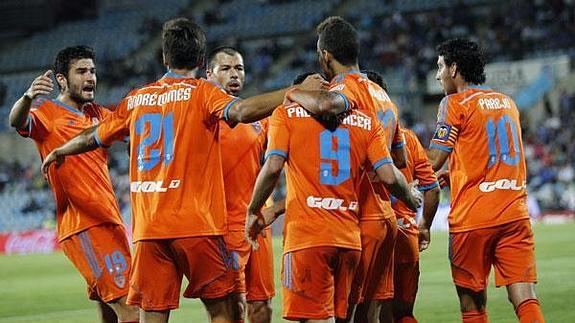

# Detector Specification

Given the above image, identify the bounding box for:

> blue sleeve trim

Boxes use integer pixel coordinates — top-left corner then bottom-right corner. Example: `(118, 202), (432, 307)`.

(223, 98), (241, 121)
(94, 129), (109, 148)
(429, 143), (453, 152)
(334, 92), (350, 112)
(392, 141), (405, 149)
(418, 181), (439, 191)
(265, 149), (287, 160)
(373, 157), (393, 170)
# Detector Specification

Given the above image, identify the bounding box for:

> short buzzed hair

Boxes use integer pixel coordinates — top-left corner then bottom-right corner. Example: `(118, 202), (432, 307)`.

(162, 17), (206, 70)
(316, 16), (359, 66)
(362, 69), (388, 92)
(206, 46), (242, 71)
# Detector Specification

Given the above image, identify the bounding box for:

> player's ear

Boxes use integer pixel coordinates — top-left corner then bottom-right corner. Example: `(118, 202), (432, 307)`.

(450, 63), (458, 78)
(55, 73), (67, 92)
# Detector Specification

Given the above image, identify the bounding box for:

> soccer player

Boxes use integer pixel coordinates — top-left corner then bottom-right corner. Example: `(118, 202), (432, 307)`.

(206, 46), (275, 323)
(283, 17), (407, 323)
(8, 46), (138, 323)
(245, 69), (422, 322)
(391, 128), (440, 323)
(41, 18), (326, 323)
(428, 39), (545, 323)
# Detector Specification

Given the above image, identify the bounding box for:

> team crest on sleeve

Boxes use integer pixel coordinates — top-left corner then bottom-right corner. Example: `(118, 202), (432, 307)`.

(433, 123), (453, 142)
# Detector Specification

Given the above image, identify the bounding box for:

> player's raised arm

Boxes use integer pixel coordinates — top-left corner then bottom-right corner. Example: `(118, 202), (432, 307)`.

(286, 86), (348, 117)
(9, 70), (54, 130)
(374, 163), (422, 211)
(245, 154), (285, 246)
(226, 74), (328, 123)
(41, 125), (100, 174)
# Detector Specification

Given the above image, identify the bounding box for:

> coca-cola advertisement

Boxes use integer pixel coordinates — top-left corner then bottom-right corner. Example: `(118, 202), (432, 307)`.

(0, 229), (60, 255)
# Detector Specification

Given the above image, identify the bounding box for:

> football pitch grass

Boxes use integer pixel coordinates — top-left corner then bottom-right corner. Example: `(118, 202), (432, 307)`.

(0, 222), (573, 322)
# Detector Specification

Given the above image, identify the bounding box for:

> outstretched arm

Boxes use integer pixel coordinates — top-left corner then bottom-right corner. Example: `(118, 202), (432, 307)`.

(9, 70), (53, 130)
(227, 74), (329, 123)
(246, 155), (285, 246)
(286, 88), (348, 117)
(41, 126), (100, 175)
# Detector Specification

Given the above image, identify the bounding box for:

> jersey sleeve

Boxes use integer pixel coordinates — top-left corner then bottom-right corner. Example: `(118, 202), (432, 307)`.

(391, 115), (405, 150)
(265, 106), (289, 160)
(429, 96), (462, 153)
(329, 78), (357, 112)
(17, 98), (52, 141)
(202, 80), (240, 122)
(367, 119), (393, 170)
(96, 96), (132, 147)
(408, 130), (439, 191)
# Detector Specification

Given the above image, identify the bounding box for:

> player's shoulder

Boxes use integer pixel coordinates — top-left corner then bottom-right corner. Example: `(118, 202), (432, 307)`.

(30, 96), (53, 111)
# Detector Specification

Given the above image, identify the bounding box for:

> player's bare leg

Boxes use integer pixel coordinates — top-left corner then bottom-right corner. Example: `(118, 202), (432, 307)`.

(230, 292), (247, 321)
(354, 301), (382, 323)
(140, 309), (170, 323)
(506, 282), (545, 322)
(393, 299), (417, 322)
(202, 295), (238, 323)
(455, 286), (488, 322)
(106, 295), (139, 322)
(97, 301), (118, 323)
(247, 300), (272, 323)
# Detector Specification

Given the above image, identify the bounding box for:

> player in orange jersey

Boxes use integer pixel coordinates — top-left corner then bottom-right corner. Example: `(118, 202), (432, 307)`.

(41, 18), (326, 323)
(8, 46), (138, 323)
(245, 72), (422, 322)
(206, 46), (275, 323)
(280, 17), (407, 323)
(427, 39), (544, 323)
(391, 128), (440, 323)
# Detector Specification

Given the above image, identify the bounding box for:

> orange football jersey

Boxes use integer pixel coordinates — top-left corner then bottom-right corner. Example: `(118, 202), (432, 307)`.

(220, 119), (268, 231)
(18, 98), (123, 241)
(267, 103), (391, 253)
(96, 73), (238, 241)
(392, 128), (438, 234)
(430, 86), (529, 232)
(329, 71), (404, 221)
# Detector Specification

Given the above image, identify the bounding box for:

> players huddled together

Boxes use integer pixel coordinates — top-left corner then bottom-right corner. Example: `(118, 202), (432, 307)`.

(10, 15), (544, 323)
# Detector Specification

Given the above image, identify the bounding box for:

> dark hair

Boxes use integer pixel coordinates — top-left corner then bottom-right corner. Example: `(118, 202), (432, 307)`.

(362, 69), (388, 92)
(206, 46), (242, 71)
(162, 18), (206, 70)
(436, 39), (486, 84)
(292, 72), (317, 85)
(53, 46), (95, 89)
(316, 16), (359, 66)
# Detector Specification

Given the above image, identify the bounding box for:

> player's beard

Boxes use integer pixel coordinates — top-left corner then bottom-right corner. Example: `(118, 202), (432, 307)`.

(68, 87), (95, 104)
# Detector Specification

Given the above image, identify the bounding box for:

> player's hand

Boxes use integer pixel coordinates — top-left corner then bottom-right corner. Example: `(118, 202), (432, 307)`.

(436, 169), (450, 188)
(418, 224), (431, 251)
(297, 73), (329, 91)
(24, 70), (54, 100)
(245, 210), (266, 250)
(406, 180), (423, 211)
(41, 149), (64, 178)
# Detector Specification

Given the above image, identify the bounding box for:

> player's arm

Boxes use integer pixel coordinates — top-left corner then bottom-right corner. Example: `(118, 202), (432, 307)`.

(375, 163), (422, 211)
(391, 146), (407, 169)
(418, 185), (440, 251)
(226, 74), (328, 123)
(427, 148), (450, 172)
(286, 88), (349, 117)
(9, 70), (53, 130)
(41, 126), (100, 175)
(246, 155), (286, 246)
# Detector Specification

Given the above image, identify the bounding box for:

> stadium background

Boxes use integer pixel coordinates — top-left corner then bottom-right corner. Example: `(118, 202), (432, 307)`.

(0, 0), (573, 322)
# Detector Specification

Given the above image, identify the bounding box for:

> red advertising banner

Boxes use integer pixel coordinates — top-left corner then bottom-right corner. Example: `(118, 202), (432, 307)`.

(0, 229), (59, 255)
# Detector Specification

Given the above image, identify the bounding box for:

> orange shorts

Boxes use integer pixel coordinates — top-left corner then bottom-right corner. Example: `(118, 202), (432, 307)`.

(449, 219), (537, 292)
(224, 228), (275, 301)
(127, 236), (235, 311)
(395, 225), (419, 264)
(282, 247), (360, 320)
(350, 217), (398, 304)
(393, 261), (419, 304)
(60, 223), (131, 303)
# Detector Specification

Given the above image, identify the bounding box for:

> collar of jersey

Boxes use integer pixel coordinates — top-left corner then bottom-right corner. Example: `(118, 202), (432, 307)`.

(464, 84), (491, 91)
(51, 99), (84, 116)
(162, 70), (191, 79)
(332, 69), (366, 82)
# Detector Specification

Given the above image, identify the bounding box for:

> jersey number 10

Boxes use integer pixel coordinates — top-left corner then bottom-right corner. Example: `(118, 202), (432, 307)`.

(135, 112), (175, 171)
(485, 114), (520, 168)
